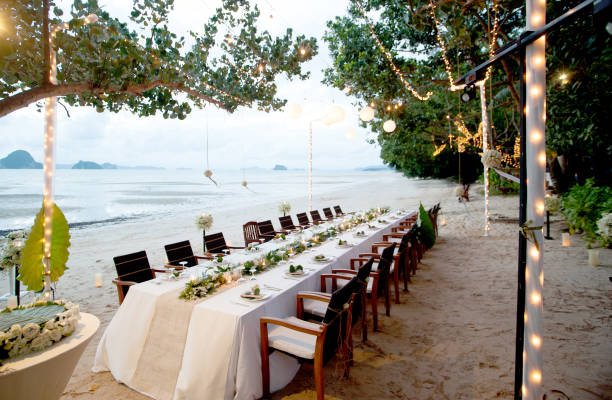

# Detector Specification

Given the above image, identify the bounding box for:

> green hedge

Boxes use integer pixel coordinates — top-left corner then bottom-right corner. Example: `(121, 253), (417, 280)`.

(562, 178), (612, 243)
(418, 203), (436, 249)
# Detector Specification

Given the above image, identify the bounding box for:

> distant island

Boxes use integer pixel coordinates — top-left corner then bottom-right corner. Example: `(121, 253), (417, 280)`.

(273, 164), (287, 171)
(72, 160), (103, 169)
(357, 165), (391, 171)
(0, 150), (42, 169)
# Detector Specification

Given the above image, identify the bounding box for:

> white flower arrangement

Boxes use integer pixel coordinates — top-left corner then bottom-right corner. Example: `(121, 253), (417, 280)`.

(1, 230), (28, 269)
(0, 300), (79, 360)
(596, 213), (612, 247)
(195, 213), (213, 231)
(278, 201), (291, 215)
(454, 186), (465, 197)
(481, 149), (502, 169)
(545, 196), (562, 215)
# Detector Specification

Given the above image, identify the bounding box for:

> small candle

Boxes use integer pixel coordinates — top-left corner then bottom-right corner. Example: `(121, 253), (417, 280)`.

(7, 295), (17, 309)
(95, 273), (103, 287)
(190, 273), (196, 283)
(232, 268), (241, 281)
(441, 215), (446, 226)
(588, 250), (599, 267)
(223, 271), (232, 283)
(561, 233), (570, 247)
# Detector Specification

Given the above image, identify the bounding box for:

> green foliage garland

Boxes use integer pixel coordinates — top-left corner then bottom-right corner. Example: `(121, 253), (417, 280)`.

(417, 203), (435, 249)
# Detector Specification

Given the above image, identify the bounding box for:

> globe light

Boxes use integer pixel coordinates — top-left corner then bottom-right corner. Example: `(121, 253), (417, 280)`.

(345, 128), (356, 139)
(383, 119), (396, 133)
(286, 103), (302, 119)
(359, 106), (375, 122)
(325, 105), (345, 125)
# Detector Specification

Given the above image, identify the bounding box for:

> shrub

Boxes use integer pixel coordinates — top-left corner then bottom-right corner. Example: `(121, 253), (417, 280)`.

(562, 179), (612, 243)
(418, 203), (436, 249)
(487, 169), (519, 195)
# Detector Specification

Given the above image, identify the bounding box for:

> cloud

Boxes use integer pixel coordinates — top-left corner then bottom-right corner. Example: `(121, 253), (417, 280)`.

(0, 0), (384, 170)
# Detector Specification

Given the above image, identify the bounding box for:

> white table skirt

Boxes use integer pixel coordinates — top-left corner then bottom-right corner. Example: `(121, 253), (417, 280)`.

(94, 211), (414, 400)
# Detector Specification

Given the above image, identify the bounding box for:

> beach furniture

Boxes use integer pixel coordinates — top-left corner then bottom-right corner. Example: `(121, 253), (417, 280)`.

(322, 207), (334, 220)
(204, 232), (245, 255)
(279, 215), (301, 233)
(296, 212), (312, 228)
(112, 251), (166, 304)
(333, 205), (344, 216)
(257, 220), (281, 242)
(261, 277), (358, 400)
(314, 258), (374, 342)
(164, 240), (212, 268)
(243, 221), (262, 246)
(346, 243), (396, 331)
(371, 233), (411, 302)
(309, 210), (325, 224)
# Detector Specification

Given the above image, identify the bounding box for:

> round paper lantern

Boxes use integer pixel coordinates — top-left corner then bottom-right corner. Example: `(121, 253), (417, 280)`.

(359, 106), (375, 122)
(286, 103), (302, 119)
(242, 180), (248, 187)
(326, 105), (345, 125)
(383, 119), (396, 133)
(345, 128), (356, 139)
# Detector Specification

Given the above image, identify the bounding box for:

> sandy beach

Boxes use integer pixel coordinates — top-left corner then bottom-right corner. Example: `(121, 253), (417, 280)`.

(51, 174), (611, 399)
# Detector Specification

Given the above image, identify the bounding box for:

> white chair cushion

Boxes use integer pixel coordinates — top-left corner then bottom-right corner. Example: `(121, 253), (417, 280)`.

(302, 298), (328, 318)
(267, 317), (322, 359)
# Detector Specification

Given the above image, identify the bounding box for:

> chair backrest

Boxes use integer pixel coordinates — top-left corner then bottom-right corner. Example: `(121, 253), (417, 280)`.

(334, 205), (343, 216)
(113, 250), (154, 299)
(243, 221), (260, 246)
(351, 258), (374, 325)
(258, 220), (276, 240)
(375, 243), (396, 298)
(204, 232), (228, 253)
(296, 212), (310, 227)
(164, 240), (197, 267)
(279, 215), (296, 231)
(310, 210), (323, 223)
(322, 275), (358, 363)
(322, 207), (334, 219)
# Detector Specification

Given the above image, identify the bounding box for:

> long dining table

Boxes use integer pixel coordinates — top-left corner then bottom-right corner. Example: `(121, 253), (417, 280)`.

(93, 209), (415, 400)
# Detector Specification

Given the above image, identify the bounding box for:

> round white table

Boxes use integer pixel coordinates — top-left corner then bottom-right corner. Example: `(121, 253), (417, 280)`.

(0, 312), (99, 400)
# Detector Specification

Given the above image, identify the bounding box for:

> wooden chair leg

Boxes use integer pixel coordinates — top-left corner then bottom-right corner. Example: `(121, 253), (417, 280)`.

(361, 291), (368, 342)
(314, 352), (324, 400)
(402, 260), (410, 291)
(385, 282), (391, 317)
(393, 263), (400, 304)
(260, 323), (271, 398)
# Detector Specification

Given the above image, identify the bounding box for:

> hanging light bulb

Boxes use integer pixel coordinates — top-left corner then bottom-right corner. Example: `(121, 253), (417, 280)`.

(345, 128), (357, 139)
(204, 170), (213, 178)
(325, 105), (345, 125)
(299, 47), (306, 56)
(286, 103), (302, 119)
(242, 180), (248, 187)
(359, 106), (375, 122)
(383, 119), (397, 133)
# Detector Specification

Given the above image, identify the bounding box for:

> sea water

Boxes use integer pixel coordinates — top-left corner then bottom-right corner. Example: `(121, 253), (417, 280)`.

(0, 168), (396, 233)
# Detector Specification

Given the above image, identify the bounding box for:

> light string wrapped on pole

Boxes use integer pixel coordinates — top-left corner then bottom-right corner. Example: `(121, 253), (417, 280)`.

(42, 13), (98, 299)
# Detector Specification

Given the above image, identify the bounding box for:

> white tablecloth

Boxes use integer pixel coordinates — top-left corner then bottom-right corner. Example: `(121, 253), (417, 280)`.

(93, 210), (414, 400)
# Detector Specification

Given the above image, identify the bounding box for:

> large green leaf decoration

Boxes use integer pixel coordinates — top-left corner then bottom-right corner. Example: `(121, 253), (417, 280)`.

(18, 204), (70, 292)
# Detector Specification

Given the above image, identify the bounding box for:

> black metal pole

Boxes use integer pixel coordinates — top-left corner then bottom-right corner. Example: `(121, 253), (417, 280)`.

(545, 211), (553, 239)
(514, 40), (528, 400)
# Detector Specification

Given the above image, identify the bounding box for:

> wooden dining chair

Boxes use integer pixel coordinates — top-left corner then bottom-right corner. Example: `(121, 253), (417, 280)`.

(112, 251), (166, 305)
(370, 232), (411, 302)
(164, 240), (212, 268)
(333, 205), (344, 216)
(243, 221), (261, 246)
(261, 278), (357, 400)
(322, 207), (334, 220)
(311, 258), (374, 342)
(204, 232), (245, 255)
(310, 210), (325, 224)
(296, 212), (312, 228)
(257, 220), (280, 242)
(279, 215), (301, 232)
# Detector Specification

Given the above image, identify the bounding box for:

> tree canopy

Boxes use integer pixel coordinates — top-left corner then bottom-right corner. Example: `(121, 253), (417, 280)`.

(0, 0), (318, 119)
(323, 0), (611, 189)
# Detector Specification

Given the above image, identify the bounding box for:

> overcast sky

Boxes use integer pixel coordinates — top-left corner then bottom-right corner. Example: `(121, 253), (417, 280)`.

(0, 0), (384, 170)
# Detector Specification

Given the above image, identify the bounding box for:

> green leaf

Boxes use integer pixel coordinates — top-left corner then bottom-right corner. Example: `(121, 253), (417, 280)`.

(18, 205), (71, 292)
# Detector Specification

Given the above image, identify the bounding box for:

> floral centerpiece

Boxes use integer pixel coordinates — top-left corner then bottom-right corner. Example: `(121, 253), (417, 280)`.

(179, 271), (227, 300)
(0, 230), (28, 270)
(0, 300), (79, 361)
(278, 201), (291, 216)
(596, 213), (612, 248)
(481, 149), (502, 169)
(545, 196), (562, 215)
(195, 213), (213, 253)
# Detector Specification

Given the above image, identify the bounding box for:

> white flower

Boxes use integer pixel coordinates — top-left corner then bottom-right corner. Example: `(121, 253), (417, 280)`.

(597, 213), (612, 241)
(22, 323), (40, 341)
(30, 335), (47, 352)
(545, 196), (562, 214)
(195, 213), (213, 230)
(455, 186), (465, 197)
(278, 201), (291, 215)
(45, 320), (56, 330)
(48, 327), (62, 342)
(8, 324), (22, 340)
(481, 149), (502, 169)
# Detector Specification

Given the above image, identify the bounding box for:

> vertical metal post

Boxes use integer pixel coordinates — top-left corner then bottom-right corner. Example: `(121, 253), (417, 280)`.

(308, 120), (313, 211)
(514, 42), (528, 400)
